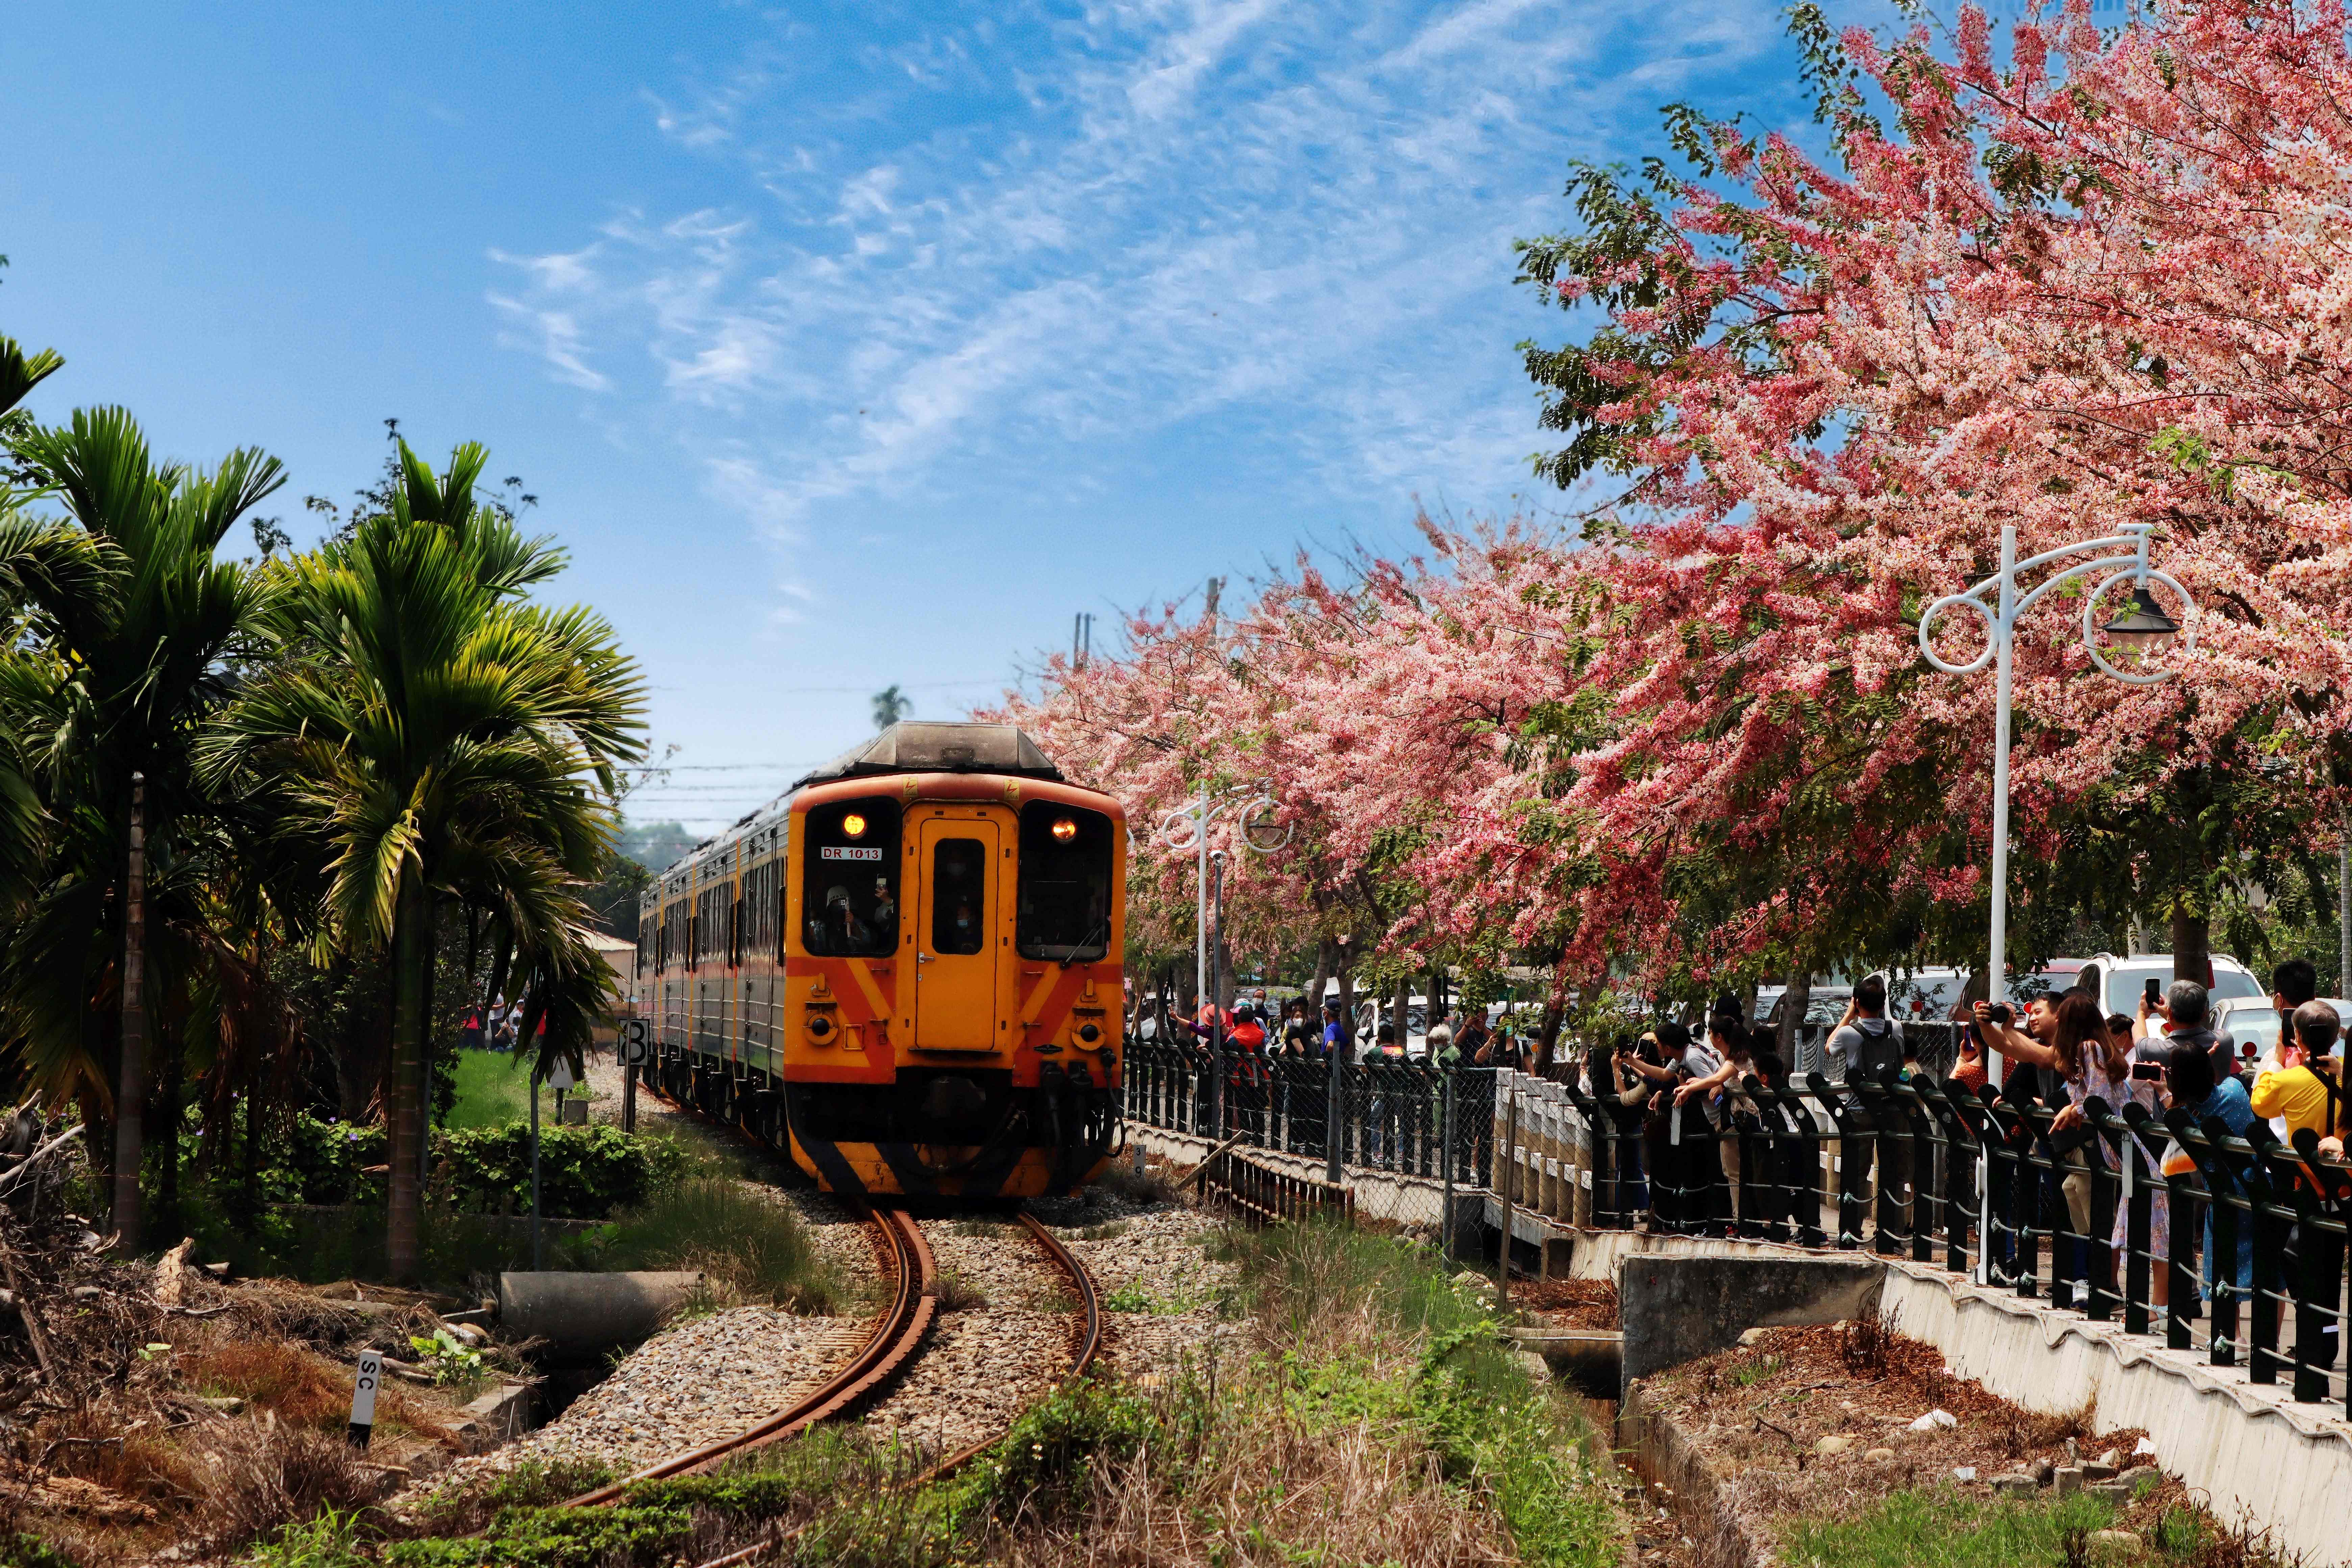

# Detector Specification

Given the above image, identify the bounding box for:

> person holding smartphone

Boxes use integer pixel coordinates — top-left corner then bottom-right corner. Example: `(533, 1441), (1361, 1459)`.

(2107, 1011), (2174, 1308)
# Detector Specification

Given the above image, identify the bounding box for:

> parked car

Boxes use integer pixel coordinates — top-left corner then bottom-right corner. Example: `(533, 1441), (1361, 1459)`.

(2210, 996), (2284, 1066)
(2073, 952), (2265, 1019)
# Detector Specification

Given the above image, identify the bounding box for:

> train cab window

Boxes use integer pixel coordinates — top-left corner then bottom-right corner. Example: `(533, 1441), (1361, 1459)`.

(1016, 802), (1113, 962)
(931, 839), (988, 955)
(801, 798), (901, 958)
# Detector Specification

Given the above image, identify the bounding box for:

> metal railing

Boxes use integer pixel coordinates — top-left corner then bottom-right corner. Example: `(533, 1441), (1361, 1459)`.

(1496, 1057), (2352, 1415)
(1123, 1039), (1496, 1189)
(1199, 1145), (1356, 1228)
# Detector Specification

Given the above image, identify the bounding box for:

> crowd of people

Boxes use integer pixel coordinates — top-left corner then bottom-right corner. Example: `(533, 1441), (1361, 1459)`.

(1171, 994), (1538, 1071)
(1577, 959), (2348, 1370)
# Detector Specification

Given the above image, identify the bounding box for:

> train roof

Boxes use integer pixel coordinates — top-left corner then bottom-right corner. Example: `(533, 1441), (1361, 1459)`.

(794, 721), (1063, 788)
(645, 723), (1067, 889)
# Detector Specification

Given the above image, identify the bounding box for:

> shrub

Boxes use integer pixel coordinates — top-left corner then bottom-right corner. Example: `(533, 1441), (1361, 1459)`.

(431, 1123), (691, 1220)
(383, 1504), (690, 1568)
(0, 1533), (81, 1568)
(404, 1456), (617, 1538)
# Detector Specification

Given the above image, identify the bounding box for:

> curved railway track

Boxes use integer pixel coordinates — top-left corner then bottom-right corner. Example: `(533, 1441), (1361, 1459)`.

(551, 1069), (1105, 1546)
(558, 1205), (938, 1508)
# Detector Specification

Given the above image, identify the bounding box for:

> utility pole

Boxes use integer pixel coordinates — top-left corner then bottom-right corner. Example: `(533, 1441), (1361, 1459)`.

(1072, 612), (1094, 670)
(112, 773), (146, 1253)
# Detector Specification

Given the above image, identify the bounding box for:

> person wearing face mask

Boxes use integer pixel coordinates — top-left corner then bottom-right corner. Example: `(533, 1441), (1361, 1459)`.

(2161, 1038), (2256, 1347)
(949, 900), (979, 953)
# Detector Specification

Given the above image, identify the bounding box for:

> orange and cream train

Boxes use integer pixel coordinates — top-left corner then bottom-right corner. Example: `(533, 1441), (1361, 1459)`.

(634, 722), (1123, 1199)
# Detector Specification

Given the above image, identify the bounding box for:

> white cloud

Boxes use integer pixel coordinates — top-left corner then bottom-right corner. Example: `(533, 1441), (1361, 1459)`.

(487, 0), (1785, 539)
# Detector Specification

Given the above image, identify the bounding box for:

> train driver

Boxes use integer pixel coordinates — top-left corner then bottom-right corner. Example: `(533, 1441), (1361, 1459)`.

(871, 877), (898, 941)
(812, 884), (872, 954)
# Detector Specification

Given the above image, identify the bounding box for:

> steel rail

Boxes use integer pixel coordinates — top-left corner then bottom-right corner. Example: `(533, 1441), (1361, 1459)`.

(677, 1209), (1104, 1568)
(558, 1204), (937, 1508)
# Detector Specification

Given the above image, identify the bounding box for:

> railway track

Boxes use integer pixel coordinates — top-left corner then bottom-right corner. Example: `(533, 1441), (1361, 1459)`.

(557, 1204), (937, 1508)
(549, 1069), (1104, 1545)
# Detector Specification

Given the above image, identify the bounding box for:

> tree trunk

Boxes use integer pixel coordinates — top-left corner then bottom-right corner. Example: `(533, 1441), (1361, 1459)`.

(1305, 939), (1332, 1027)
(1536, 996), (1565, 1077)
(1777, 970), (1812, 1063)
(154, 1030), (182, 1241)
(111, 774), (147, 1253)
(2170, 900), (2213, 990)
(1335, 951), (1356, 1059)
(386, 865), (428, 1284)
(241, 1065), (263, 1233)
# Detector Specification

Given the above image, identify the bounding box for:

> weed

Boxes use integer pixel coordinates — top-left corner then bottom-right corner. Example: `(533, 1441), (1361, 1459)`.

(404, 1455), (618, 1537)
(943, 1379), (1153, 1530)
(383, 1503), (691, 1567)
(200, 1424), (386, 1558)
(407, 1328), (487, 1393)
(1094, 1160), (1175, 1207)
(1836, 1311), (1897, 1376)
(0, 1534), (80, 1568)
(1076, 1221), (1130, 1241)
(1733, 1353), (1786, 1387)
(241, 1506), (374, 1568)
(1781, 1485), (2119, 1568)
(572, 1178), (838, 1313)
(933, 1270), (990, 1313)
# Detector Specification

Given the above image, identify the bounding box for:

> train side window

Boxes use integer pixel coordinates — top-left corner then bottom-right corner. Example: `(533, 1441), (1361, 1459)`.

(931, 838), (987, 955)
(801, 798), (901, 958)
(1016, 802), (1113, 962)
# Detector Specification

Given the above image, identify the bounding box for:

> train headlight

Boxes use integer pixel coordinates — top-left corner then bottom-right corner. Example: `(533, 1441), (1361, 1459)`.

(841, 813), (868, 839)
(1076, 1022), (1102, 1046)
(806, 1012), (836, 1044)
(1050, 816), (1077, 843)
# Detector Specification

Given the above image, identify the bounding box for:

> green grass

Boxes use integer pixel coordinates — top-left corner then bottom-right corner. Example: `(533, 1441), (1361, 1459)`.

(567, 1177), (841, 1313)
(444, 1051), (534, 1130)
(1780, 1486), (2127, 1568)
(354, 1220), (1620, 1566)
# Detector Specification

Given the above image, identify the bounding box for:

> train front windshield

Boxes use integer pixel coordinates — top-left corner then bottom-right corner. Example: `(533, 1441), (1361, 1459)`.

(1017, 802), (1112, 962)
(801, 798), (902, 957)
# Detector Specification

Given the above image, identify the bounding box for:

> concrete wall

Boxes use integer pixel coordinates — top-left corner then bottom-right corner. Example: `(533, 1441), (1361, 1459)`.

(1619, 1254), (1883, 1384)
(1544, 1223), (2352, 1566)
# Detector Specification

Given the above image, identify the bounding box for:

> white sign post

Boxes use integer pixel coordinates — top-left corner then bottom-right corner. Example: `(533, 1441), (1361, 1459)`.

(348, 1350), (382, 1448)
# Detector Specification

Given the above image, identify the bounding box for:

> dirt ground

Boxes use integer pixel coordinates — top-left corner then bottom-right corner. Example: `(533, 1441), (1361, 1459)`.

(1513, 1275), (1619, 1329)
(1626, 1320), (2211, 1566)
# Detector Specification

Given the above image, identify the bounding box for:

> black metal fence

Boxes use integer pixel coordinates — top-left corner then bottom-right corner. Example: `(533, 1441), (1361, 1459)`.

(1517, 1059), (2352, 1415)
(1123, 1039), (1496, 1187)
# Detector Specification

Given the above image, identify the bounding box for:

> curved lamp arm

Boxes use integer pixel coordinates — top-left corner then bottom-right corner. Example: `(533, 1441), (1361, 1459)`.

(1917, 523), (2192, 682)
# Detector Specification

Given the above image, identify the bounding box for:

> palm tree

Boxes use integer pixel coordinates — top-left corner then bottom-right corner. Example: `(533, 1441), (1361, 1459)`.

(206, 441), (643, 1280)
(0, 404), (280, 1249)
(873, 685), (912, 731)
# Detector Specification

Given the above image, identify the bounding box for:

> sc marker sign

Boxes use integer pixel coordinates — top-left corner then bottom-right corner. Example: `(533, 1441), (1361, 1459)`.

(348, 1350), (382, 1448)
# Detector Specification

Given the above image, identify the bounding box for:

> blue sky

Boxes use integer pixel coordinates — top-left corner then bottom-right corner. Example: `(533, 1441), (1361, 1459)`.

(4, 0), (1819, 833)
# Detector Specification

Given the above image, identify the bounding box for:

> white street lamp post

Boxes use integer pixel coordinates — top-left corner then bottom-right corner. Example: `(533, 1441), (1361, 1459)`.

(1158, 784), (1289, 1015)
(1159, 785), (1290, 1138)
(1919, 521), (2193, 1049)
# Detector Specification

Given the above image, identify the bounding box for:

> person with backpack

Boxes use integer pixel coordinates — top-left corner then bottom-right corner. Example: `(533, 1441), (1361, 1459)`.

(1829, 976), (1908, 1245)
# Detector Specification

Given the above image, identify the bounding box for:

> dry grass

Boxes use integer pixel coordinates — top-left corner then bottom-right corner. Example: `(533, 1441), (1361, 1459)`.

(192, 1420), (387, 1555)
(1006, 1363), (1516, 1567)
(178, 1338), (454, 1443)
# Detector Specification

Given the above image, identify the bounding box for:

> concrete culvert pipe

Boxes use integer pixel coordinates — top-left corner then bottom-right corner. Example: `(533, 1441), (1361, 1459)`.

(497, 1271), (704, 1358)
